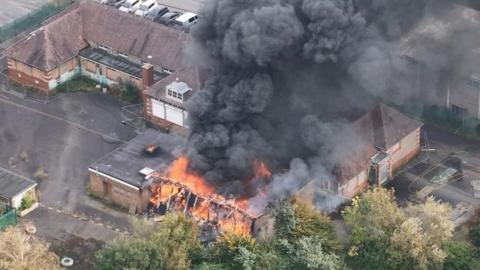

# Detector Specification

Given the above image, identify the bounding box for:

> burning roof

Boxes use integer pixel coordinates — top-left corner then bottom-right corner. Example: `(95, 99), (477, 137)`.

(147, 157), (272, 235)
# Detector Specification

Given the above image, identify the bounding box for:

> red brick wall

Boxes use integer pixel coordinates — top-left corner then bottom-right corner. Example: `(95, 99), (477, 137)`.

(7, 68), (50, 93)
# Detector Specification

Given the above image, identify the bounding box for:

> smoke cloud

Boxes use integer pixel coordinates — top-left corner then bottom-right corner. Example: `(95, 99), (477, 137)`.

(183, 0), (478, 211)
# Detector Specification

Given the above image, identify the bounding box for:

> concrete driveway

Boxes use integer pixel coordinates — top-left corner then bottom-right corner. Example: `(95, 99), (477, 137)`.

(0, 91), (138, 236)
(388, 125), (480, 225)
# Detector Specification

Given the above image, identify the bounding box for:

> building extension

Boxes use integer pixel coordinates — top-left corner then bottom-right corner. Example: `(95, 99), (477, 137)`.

(88, 129), (182, 213)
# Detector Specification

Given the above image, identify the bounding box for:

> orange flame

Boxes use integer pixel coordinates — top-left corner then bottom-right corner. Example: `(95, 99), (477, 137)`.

(149, 157), (272, 236)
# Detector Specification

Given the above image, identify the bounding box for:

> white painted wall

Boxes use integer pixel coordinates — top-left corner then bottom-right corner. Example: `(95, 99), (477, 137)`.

(48, 67), (80, 89)
(152, 99), (166, 119)
(165, 104), (183, 126)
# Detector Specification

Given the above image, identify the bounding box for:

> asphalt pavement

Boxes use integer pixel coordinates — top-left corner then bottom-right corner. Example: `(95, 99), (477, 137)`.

(0, 90), (138, 240)
(0, 0), (48, 27)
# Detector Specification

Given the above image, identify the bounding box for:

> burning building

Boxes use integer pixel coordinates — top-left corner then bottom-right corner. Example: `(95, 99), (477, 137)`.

(97, 0), (471, 236)
(147, 157), (273, 236)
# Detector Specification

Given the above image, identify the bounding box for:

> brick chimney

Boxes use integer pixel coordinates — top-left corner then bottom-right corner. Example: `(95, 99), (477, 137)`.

(141, 63), (154, 89)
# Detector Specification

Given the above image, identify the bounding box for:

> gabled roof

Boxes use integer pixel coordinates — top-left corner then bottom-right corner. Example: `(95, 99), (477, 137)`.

(8, 0), (188, 71)
(0, 167), (37, 200)
(8, 5), (85, 71)
(334, 104), (423, 183)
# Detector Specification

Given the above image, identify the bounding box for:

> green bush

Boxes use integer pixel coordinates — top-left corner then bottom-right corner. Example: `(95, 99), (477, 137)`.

(21, 194), (35, 210)
(469, 222), (480, 247)
(120, 81), (140, 103)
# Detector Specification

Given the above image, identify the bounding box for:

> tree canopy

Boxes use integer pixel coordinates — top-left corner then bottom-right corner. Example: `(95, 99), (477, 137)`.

(343, 187), (454, 270)
(95, 213), (199, 270)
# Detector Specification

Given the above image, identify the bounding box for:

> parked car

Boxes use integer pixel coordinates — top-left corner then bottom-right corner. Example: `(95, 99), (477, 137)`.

(105, 0), (126, 8)
(145, 6), (169, 21)
(134, 0), (159, 17)
(156, 11), (181, 25)
(119, 0), (140, 13)
(172, 12), (199, 29)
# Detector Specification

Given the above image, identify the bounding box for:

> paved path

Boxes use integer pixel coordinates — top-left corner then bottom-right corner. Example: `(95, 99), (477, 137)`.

(23, 206), (124, 242)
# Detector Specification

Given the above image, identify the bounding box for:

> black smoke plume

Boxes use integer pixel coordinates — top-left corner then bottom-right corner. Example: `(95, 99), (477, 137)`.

(183, 0), (472, 211)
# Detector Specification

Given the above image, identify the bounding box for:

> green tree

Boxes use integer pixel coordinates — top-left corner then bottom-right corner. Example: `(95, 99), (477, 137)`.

(469, 222), (480, 247)
(94, 238), (163, 270)
(276, 236), (347, 270)
(442, 241), (480, 270)
(343, 188), (454, 270)
(271, 198), (340, 251)
(95, 213), (199, 270)
(200, 233), (282, 270)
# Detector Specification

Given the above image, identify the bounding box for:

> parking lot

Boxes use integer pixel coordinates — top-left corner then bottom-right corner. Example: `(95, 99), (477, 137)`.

(0, 90), (139, 256)
(389, 126), (480, 226)
(0, 0), (48, 27)
(156, 0), (207, 13)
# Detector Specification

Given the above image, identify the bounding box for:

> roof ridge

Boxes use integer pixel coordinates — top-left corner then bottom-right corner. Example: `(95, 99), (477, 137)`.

(0, 166), (37, 185)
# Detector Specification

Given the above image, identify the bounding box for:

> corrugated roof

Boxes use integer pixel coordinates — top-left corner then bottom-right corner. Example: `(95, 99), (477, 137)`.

(8, 0), (187, 71)
(0, 167), (37, 199)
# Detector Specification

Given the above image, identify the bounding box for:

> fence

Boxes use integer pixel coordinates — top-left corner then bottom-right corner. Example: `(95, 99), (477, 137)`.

(0, 203), (17, 230)
(396, 102), (480, 140)
(0, 0), (73, 43)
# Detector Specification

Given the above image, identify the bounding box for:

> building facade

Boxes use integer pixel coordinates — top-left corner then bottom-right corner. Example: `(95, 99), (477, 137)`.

(6, 0), (186, 93)
(144, 67), (204, 131)
(88, 129), (179, 213)
(298, 104), (423, 200)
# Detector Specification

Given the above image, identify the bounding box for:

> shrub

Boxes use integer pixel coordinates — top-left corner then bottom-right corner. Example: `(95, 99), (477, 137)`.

(469, 222), (480, 247)
(21, 194), (35, 210)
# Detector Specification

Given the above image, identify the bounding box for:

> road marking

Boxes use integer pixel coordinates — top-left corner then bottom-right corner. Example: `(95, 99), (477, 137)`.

(0, 96), (127, 143)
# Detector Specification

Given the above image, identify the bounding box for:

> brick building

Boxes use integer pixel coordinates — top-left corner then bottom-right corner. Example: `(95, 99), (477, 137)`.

(143, 67), (205, 130)
(88, 129), (180, 213)
(299, 104), (423, 200)
(6, 0), (187, 93)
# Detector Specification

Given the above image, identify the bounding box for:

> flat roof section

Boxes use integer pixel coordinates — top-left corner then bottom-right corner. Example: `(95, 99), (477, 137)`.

(0, 167), (37, 200)
(89, 129), (183, 189)
(78, 47), (168, 83)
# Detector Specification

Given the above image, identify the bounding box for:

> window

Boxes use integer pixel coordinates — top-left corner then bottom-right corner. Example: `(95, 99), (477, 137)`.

(389, 142), (401, 154)
(178, 94), (183, 100)
(162, 67), (173, 74)
(172, 92), (178, 98)
(168, 89), (173, 96)
(467, 78), (480, 89)
(451, 104), (467, 116)
(98, 44), (109, 51)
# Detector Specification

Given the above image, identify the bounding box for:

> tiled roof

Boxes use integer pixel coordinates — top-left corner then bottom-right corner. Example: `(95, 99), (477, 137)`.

(8, 0), (187, 71)
(334, 104), (423, 183)
(144, 66), (206, 108)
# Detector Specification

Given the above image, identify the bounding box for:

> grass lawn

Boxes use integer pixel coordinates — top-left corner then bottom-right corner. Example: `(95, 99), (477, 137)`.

(56, 76), (100, 93)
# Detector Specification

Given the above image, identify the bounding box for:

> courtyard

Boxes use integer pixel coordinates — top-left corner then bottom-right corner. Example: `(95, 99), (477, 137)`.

(0, 89), (139, 267)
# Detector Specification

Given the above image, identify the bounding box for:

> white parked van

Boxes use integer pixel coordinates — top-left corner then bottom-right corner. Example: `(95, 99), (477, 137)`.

(134, 0), (159, 17)
(173, 12), (199, 28)
(119, 0), (140, 13)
